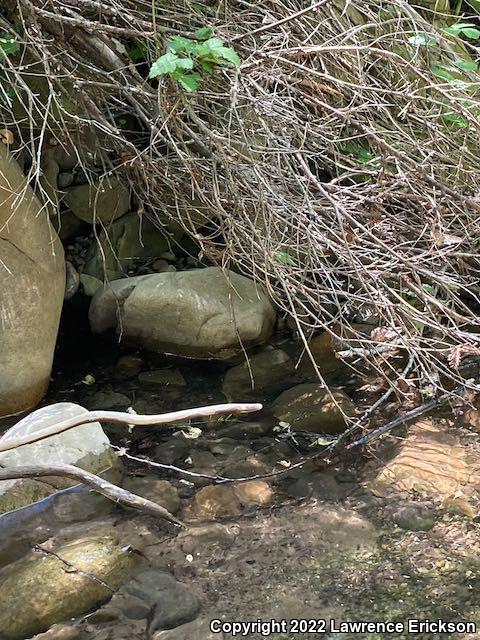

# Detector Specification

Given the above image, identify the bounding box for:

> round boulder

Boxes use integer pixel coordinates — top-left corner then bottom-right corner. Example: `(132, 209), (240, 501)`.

(89, 267), (276, 359)
(0, 536), (136, 639)
(272, 384), (355, 434)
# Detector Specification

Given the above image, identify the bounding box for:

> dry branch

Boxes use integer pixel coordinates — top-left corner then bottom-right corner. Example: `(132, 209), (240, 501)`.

(3, 0), (480, 431)
(0, 463), (185, 526)
(0, 403), (262, 453)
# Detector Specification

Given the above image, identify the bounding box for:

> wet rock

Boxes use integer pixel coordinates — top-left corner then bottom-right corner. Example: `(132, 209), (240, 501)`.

(370, 419), (480, 510)
(63, 177), (130, 224)
(153, 437), (191, 465)
(0, 144), (65, 416)
(123, 477), (181, 514)
(208, 438), (238, 457)
(216, 419), (273, 439)
(0, 536), (136, 640)
(29, 623), (81, 640)
(52, 487), (113, 523)
(138, 369), (186, 387)
(79, 273), (103, 296)
(89, 267), (276, 359)
(283, 472), (345, 502)
(194, 485), (242, 519)
(226, 455), (270, 479)
(57, 172), (74, 189)
(83, 213), (179, 281)
(114, 354), (144, 379)
(64, 261), (79, 300)
(125, 570), (200, 632)
(234, 480), (273, 505)
(392, 505), (437, 531)
(152, 618), (222, 640)
(0, 402), (120, 514)
(86, 390), (130, 411)
(189, 450), (218, 473)
(52, 210), (84, 242)
(297, 331), (349, 381)
(178, 523), (235, 554)
(272, 384), (355, 434)
(222, 349), (295, 400)
(152, 259), (176, 273)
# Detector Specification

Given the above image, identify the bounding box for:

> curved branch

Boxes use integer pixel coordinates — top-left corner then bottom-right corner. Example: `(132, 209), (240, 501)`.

(0, 463), (185, 527)
(0, 403), (263, 453)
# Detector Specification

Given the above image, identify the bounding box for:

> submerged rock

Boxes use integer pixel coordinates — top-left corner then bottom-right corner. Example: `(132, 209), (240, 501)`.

(123, 477), (181, 515)
(89, 267), (276, 359)
(272, 384), (355, 434)
(125, 569), (200, 632)
(222, 348), (294, 400)
(138, 369), (186, 387)
(0, 402), (120, 514)
(0, 144), (65, 417)
(0, 536), (136, 640)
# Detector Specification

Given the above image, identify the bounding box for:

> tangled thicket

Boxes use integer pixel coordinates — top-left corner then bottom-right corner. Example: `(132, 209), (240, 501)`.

(2, 0), (480, 402)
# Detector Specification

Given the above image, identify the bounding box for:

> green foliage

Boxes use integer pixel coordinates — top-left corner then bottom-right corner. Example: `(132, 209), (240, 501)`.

(0, 32), (20, 58)
(275, 251), (295, 266)
(443, 21), (480, 39)
(127, 40), (148, 62)
(148, 29), (240, 92)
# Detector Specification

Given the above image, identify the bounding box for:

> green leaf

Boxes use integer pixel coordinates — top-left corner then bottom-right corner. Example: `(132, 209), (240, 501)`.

(169, 35), (196, 54)
(453, 58), (478, 72)
(275, 251), (295, 266)
(216, 46), (241, 67)
(461, 27), (480, 39)
(149, 52), (180, 78)
(175, 57), (194, 70)
(0, 34), (20, 58)
(198, 58), (215, 72)
(444, 22), (480, 39)
(174, 71), (201, 92)
(194, 27), (213, 40)
(431, 65), (457, 81)
(128, 43), (147, 61)
(442, 112), (469, 128)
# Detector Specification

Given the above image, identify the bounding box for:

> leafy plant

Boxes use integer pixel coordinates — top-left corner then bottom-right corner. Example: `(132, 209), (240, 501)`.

(127, 40), (148, 62)
(0, 33), (20, 58)
(275, 251), (295, 266)
(443, 21), (480, 39)
(148, 29), (240, 92)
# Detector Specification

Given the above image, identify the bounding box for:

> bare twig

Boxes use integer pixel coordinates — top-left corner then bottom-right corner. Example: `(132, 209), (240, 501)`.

(0, 404), (262, 453)
(0, 463), (185, 526)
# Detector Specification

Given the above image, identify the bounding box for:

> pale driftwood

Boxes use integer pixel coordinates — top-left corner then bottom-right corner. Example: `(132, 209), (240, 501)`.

(0, 463), (185, 527)
(0, 403), (263, 454)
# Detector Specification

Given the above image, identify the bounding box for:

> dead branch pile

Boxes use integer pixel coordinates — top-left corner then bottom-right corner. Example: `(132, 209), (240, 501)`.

(2, 0), (480, 398)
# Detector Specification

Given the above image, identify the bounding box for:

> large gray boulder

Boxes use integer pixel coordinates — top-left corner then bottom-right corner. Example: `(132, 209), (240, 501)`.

(0, 402), (120, 514)
(0, 144), (65, 417)
(89, 267), (276, 359)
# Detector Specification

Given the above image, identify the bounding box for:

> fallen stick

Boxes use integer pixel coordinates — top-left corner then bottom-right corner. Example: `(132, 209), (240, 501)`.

(0, 403), (263, 453)
(0, 463), (185, 527)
